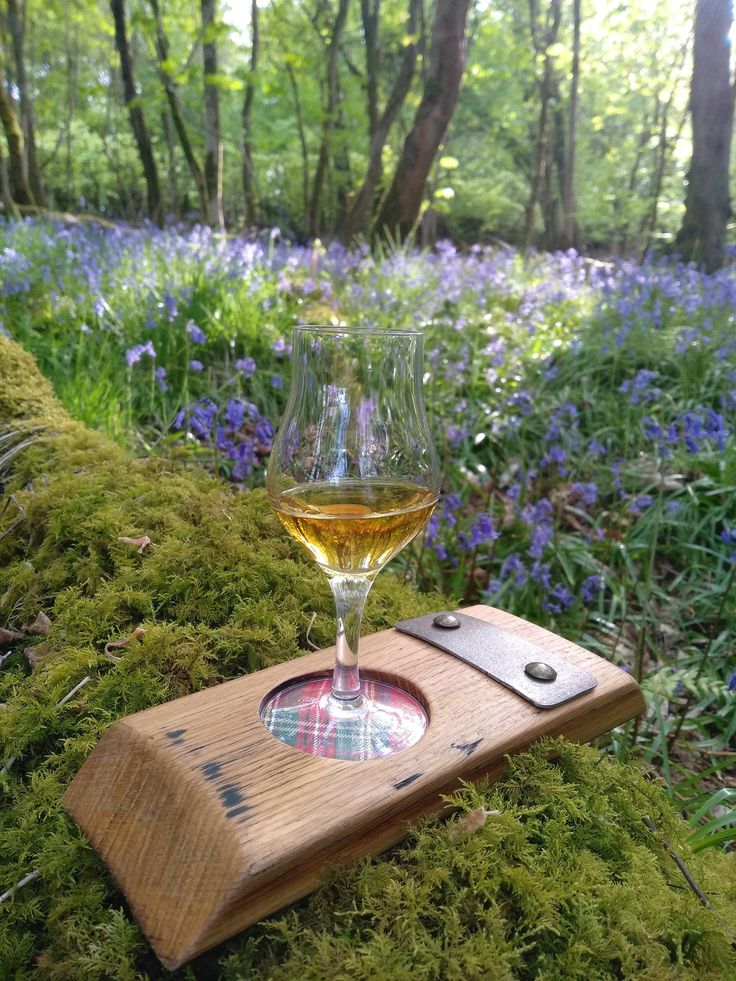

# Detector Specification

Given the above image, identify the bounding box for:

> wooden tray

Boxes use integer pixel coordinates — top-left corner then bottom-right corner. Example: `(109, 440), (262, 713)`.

(63, 605), (643, 969)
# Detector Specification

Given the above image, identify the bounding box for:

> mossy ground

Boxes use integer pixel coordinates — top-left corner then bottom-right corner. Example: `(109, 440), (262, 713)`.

(1, 334), (734, 980)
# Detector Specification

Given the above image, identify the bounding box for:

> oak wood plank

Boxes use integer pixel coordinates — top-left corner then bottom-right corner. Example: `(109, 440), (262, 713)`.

(63, 605), (644, 968)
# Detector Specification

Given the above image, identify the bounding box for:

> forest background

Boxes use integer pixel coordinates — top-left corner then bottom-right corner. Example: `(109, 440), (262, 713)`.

(0, 0), (728, 262)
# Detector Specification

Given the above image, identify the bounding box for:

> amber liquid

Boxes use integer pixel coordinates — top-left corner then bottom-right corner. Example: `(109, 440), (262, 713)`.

(272, 480), (438, 573)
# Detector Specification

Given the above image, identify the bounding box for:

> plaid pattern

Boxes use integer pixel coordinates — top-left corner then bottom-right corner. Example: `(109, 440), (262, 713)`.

(261, 675), (427, 760)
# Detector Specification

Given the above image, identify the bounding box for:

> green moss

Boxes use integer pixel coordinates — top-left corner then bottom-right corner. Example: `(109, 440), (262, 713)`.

(1, 334), (735, 979)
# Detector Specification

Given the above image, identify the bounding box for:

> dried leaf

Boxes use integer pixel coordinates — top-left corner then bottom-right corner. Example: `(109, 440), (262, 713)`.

(448, 807), (501, 841)
(103, 627), (146, 663)
(117, 535), (153, 554)
(21, 611), (51, 636)
(0, 627), (25, 647)
(24, 640), (56, 668)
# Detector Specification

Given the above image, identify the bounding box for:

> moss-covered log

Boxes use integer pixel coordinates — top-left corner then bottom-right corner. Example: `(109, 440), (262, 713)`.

(1, 333), (734, 979)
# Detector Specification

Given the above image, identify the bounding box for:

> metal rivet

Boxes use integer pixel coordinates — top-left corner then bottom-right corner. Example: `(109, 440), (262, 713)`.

(432, 613), (461, 630)
(524, 661), (557, 682)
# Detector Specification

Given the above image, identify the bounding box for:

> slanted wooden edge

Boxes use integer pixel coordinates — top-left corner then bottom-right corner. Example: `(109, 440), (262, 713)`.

(63, 605), (644, 969)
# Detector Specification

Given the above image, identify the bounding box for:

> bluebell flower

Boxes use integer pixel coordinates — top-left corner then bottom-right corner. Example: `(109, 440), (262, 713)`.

(225, 398), (246, 431)
(187, 320), (206, 344)
(501, 553), (528, 586)
(581, 574), (603, 603)
(236, 357), (256, 378)
(588, 438), (607, 457)
(189, 359), (204, 372)
(155, 366), (168, 392)
(571, 482), (598, 506)
(543, 582), (575, 614)
(271, 374), (283, 389)
(528, 523), (554, 559)
(164, 291), (178, 319)
(424, 514), (440, 544)
(468, 513), (500, 547)
(255, 419), (274, 445)
(728, 671), (736, 692)
(442, 494), (462, 526)
(629, 494), (654, 515)
(270, 337), (291, 358)
(125, 341), (156, 367)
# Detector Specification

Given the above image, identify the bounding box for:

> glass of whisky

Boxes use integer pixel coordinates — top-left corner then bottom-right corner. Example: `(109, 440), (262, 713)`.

(261, 325), (440, 760)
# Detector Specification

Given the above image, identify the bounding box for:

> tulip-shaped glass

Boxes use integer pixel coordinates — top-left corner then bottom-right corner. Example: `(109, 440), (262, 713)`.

(261, 326), (440, 760)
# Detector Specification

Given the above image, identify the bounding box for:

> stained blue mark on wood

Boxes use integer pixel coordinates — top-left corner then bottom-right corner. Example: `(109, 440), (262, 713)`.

(201, 761), (223, 781)
(226, 804), (251, 820)
(451, 738), (483, 757)
(394, 773), (422, 790)
(219, 784), (244, 809)
(165, 728), (187, 740)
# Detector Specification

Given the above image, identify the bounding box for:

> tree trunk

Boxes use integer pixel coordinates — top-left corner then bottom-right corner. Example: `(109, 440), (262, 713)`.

(361, 0), (380, 141)
(0, 62), (34, 205)
(6, 0), (44, 205)
(676, 0), (735, 272)
(0, 139), (20, 216)
(308, 0), (351, 239)
(343, 0), (422, 243)
(110, 0), (163, 225)
(285, 61), (310, 228)
(241, 0), (258, 226)
(201, 0), (224, 228)
(522, 0), (561, 250)
(641, 100), (689, 258)
(161, 110), (180, 220)
(372, 0), (471, 243)
(147, 0), (208, 220)
(561, 0), (580, 249)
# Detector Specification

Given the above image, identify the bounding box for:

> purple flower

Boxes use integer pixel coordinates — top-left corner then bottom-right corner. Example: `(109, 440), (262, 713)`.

(629, 494), (654, 515)
(721, 528), (736, 563)
(189, 359), (204, 372)
(728, 671), (736, 692)
(164, 291), (178, 319)
(255, 418), (274, 445)
(271, 374), (284, 389)
(236, 357), (257, 378)
(501, 553), (528, 587)
(223, 399), (244, 431)
(155, 366), (168, 392)
(543, 582), (575, 614)
(528, 523), (554, 559)
(442, 494), (462, 526)
(571, 482), (598, 506)
(581, 574), (603, 603)
(270, 337), (291, 358)
(587, 438), (607, 457)
(424, 514), (440, 543)
(125, 340), (156, 367)
(468, 513), (500, 547)
(187, 320), (206, 344)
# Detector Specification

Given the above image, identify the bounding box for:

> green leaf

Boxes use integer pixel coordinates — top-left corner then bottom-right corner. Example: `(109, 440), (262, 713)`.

(204, 73), (244, 92)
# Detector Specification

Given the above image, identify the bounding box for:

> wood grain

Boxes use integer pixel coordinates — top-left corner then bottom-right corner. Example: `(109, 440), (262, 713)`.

(62, 605), (644, 969)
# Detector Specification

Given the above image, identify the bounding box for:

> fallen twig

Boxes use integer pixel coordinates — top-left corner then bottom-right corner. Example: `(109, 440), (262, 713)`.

(0, 868), (40, 904)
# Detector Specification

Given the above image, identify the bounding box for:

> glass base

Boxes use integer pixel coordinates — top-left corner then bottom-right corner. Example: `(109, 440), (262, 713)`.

(260, 674), (428, 760)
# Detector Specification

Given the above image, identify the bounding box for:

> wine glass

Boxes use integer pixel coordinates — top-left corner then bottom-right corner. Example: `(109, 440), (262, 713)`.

(261, 325), (441, 760)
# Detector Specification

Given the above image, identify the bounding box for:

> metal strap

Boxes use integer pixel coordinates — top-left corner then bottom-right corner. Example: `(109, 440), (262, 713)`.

(394, 611), (598, 709)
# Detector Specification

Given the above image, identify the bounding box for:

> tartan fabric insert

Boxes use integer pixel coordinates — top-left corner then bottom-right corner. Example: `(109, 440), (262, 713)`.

(261, 675), (427, 760)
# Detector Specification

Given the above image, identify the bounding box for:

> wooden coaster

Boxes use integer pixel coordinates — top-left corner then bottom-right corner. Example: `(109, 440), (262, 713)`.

(63, 605), (643, 969)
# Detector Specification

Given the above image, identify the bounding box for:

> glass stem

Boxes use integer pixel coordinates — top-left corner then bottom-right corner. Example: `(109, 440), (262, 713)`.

(326, 571), (376, 701)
